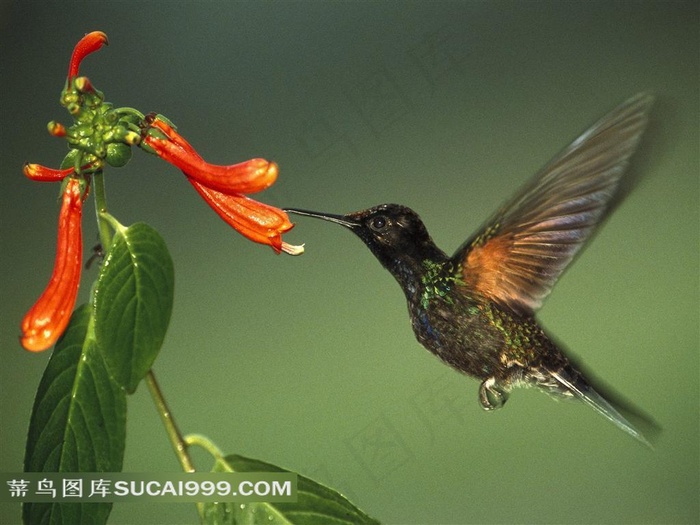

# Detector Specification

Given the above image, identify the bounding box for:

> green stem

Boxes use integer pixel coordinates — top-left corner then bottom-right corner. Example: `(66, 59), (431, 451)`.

(113, 107), (146, 120)
(185, 434), (230, 470)
(184, 434), (229, 522)
(145, 370), (196, 473)
(92, 170), (113, 249)
(146, 372), (205, 523)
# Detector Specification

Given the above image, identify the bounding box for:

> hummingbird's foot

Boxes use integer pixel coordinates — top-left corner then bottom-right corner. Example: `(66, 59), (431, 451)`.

(479, 377), (509, 410)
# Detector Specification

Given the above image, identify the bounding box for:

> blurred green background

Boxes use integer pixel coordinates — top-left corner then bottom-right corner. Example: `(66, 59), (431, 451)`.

(1, 1), (698, 524)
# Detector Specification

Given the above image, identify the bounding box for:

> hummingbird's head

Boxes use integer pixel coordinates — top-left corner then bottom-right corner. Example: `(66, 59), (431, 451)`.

(285, 204), (447, 277)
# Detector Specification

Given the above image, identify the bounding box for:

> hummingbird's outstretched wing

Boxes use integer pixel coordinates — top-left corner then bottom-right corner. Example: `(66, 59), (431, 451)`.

(453, 93), (654, 315)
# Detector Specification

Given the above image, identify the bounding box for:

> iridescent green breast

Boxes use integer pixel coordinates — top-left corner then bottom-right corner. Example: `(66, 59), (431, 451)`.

(419, 260), (464, 310)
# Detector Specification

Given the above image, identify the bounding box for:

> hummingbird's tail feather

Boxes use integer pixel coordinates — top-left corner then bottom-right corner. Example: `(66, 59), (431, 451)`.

(550, 370), (654, 448)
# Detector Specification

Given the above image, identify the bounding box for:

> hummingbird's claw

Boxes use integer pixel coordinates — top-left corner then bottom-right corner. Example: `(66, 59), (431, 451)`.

(479, 377), (509, 410)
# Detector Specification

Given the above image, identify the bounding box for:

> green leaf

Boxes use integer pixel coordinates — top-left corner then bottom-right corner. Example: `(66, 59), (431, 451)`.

(23, 304), (127, 525)
(94, 222), (174, 393)
(203, 454), (380, 525)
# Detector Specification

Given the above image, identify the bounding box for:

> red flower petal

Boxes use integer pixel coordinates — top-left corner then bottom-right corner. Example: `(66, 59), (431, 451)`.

(68, 31), (108, 80)
(142, 132), (279, 195)
(21, 178), (85, 351)
(143, 115), (303, 254)
(23, 163), (74, 182)
(147, 115), (198, 157)
(189, 179), (293, 252)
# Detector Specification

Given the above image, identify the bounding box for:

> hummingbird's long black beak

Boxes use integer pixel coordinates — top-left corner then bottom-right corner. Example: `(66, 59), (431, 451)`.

(284, 208), (360, 229)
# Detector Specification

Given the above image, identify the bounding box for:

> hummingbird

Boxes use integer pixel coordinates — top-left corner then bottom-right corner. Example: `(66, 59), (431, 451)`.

(287, 93), (655, 446)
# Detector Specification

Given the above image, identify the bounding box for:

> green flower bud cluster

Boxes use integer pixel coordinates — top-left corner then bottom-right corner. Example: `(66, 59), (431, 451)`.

(55, 75), (144, 174)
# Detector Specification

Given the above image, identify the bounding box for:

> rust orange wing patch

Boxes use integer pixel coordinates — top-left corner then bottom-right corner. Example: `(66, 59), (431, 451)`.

(454, 93), (654, 315)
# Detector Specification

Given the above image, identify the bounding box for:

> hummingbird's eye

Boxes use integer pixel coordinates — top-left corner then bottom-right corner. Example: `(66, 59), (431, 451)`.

(369, 215), (387, 232)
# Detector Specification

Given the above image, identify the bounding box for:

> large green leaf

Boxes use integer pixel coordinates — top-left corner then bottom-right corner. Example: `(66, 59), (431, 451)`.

(94, 222), (174, 393)
(203, 455), (380, 525)
(23, 304), (127, 525)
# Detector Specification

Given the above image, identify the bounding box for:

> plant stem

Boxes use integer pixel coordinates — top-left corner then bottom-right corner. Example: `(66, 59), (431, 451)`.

(146, 371), (206, 523)
(185, 434), (230, 470)
(92, 170), (113, 249)
(145, 369), (196, 473)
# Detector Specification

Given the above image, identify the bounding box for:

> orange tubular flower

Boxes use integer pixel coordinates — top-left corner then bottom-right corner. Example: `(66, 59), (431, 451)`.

(21, 178), (86, 352)
(67, 31), (108, 80)
(142, 117), (277, 194)
(20, 32), (107, 352)
(142, 115), (303, 255)
(147, 134), (278, 195)
(190, 182), (296, 253)
(23, 163), (74, 182)
(24, 163), (97, 182)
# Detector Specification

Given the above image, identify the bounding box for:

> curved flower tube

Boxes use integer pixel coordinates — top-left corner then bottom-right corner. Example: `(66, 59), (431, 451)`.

(141, 115), (303, 254)
(142, 131), (278, 195)
(24, 162), (98, 182)
(190, 181), (295, 253)
(23, 163), (74, 182)
(21, 178), (86, 351)
(68, 31), (108, 80)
